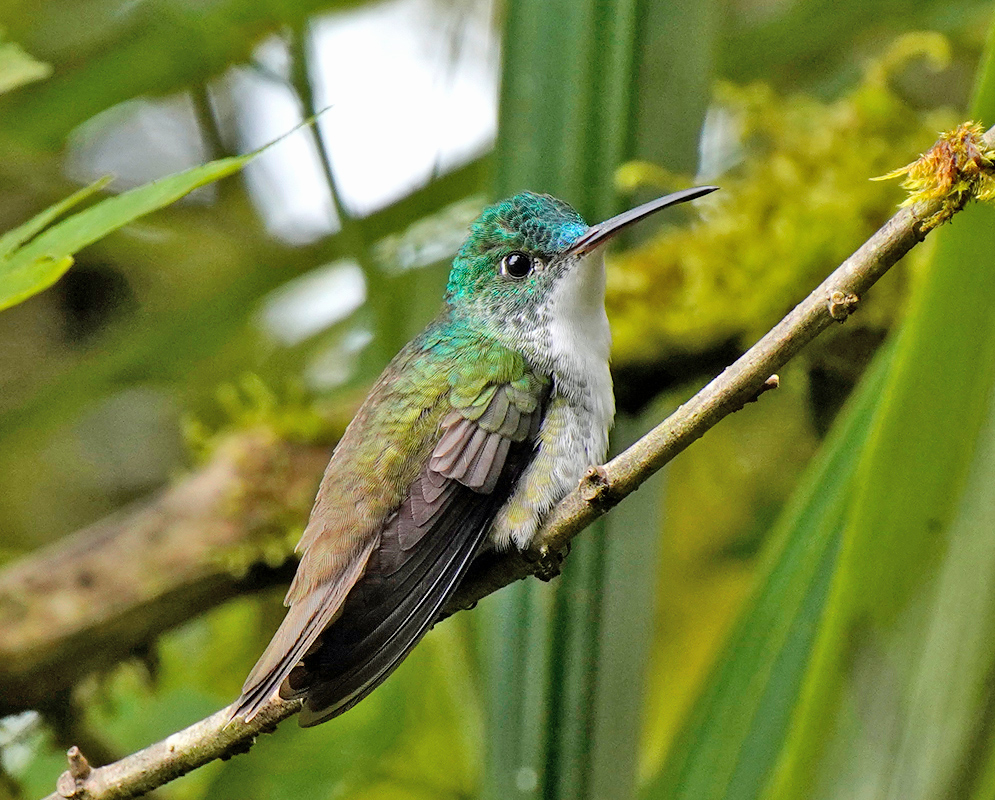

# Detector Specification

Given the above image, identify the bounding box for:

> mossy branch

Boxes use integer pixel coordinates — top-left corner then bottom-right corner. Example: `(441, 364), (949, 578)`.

(41, 123), (995, 800)
(0, 431), (330, 716)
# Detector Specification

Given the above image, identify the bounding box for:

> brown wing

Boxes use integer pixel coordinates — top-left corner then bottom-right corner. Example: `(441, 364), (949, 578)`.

(231, 374), (548, 725)
(288, 395), (545, 726)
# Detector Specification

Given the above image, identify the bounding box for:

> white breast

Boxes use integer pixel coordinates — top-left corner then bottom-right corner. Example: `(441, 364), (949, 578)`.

(545, 249), (615, 436)
(489, 251), (615, 551)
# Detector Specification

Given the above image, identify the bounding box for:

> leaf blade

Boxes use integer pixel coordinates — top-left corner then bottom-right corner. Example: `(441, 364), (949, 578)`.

(0, 156), (247, 312)
(769, 21), (995, 799)
(641, 346), (892, 800)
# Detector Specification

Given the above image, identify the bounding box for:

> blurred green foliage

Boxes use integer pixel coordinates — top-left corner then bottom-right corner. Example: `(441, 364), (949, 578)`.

(1, 0), (995, 799)
(609, 33), (956, 361)
(0, 29), (50, 95)
(480, 1), (665, 798)
(770, 37), (995, 798)
(645, 21), (995, 800)
(0, 148), (274, 312)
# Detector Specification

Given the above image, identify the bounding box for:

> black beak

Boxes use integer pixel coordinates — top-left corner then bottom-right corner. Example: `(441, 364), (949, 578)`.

(564, 185), (719, 256)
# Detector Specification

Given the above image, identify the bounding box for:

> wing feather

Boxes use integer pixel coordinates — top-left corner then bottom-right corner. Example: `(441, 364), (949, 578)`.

(432, 412), (469, 460)
(476, 436), (511, 494)
(497, 403), (522, 438)
(409, 478), (456, 532)
(231, 535), (377, 721)
(231, 322), (552, 726)
(466, 430), (502, 489)
(478, 384), (511, 430)
(452, 427), (489, 481)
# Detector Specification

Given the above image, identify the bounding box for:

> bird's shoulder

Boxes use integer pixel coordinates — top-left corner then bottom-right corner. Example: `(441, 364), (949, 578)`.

(356, 316), (548, 430)
(294, 316), (548, 565)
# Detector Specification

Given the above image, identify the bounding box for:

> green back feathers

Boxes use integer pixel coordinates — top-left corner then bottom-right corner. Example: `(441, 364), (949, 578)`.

(416, 318), (546, 400)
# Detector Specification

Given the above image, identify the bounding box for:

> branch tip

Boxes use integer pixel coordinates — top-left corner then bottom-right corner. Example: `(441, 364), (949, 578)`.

(874, 121), (995, 229)
(579, 465), (611, 504)
(67, 747), (91, 780)
(55, 746), (92, 799)
(739, 373), (780, 409)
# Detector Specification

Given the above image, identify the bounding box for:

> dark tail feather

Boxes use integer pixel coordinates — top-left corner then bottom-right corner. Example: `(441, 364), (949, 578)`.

(290, 481), (501, 726)
(230, 537), (377, 723)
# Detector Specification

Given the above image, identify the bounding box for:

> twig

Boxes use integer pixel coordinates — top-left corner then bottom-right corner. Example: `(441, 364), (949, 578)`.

(41, 125), (995, 800)
(49, 700), (301, 799)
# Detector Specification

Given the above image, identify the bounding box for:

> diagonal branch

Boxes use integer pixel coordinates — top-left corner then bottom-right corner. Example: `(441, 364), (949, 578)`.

(44, 124), (995, 800)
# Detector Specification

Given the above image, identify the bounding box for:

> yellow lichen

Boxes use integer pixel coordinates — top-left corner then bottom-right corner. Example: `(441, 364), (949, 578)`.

(180, 375), (344, 578)
(183, 373), (336, 464)
(873, 121), (995, 229)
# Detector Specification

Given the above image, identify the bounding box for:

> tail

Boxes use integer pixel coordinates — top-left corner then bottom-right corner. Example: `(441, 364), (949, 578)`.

(230, 537), (377, 723)
(284, 479), (498, 726)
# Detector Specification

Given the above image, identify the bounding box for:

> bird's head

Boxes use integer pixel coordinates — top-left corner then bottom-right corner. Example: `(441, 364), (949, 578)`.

(445, 186), (718, 359)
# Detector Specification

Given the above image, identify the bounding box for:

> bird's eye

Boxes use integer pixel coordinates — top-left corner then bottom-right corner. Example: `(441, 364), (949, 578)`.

(500, 251), (536, 280)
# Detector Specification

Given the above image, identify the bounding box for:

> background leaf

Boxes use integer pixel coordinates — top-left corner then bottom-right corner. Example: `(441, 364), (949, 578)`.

(642, 347), (892, 800)
(0, 33), (51, 95)
(643, 12), (995, 800)
(0, 155), (260, 311)
(769, 17), (995, 799)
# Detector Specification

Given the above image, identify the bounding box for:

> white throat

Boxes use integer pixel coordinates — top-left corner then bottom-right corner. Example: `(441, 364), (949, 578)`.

(546, 250), (613, 404)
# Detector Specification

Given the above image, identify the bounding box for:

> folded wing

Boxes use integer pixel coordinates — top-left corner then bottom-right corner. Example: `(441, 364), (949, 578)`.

(232, 360), (549, 726)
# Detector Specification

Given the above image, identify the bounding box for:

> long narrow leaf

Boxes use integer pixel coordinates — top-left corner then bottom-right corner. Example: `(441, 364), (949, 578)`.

(0, 177), (111, 260)
(0, 157), (251, 311)
(642, 346), (892, 800)
(769, 19), (995, 800)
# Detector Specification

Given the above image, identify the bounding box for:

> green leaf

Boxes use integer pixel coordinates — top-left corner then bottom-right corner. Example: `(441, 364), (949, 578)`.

(1, 104), (328, 313)
(482, 0), (716, 796)
(643, 18), (995, 800)
(766, 20), (995, 800)
(0, 35), (52, 95)
(482, 0), (649, 793)
(0, 178), (112, 260)
(641, 346), (892, 800)
(771, 216), (995, 799)
(0, 155), (252, 312)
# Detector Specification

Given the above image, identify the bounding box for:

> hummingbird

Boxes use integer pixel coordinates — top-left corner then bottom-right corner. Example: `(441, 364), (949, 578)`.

(232, 185), (718, 727)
